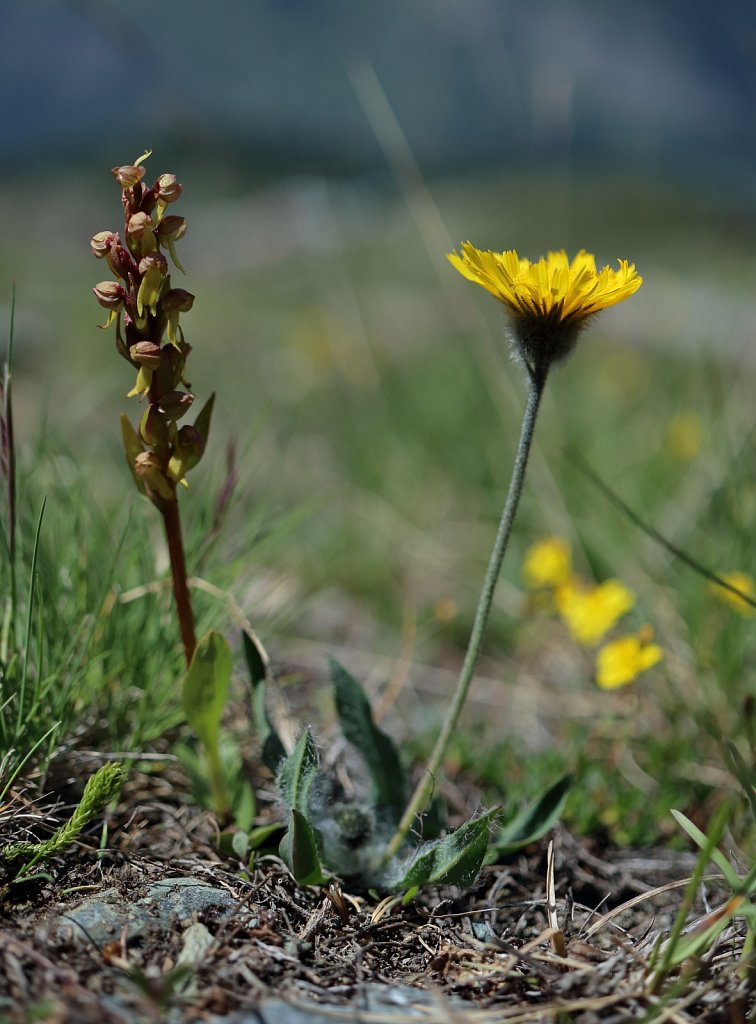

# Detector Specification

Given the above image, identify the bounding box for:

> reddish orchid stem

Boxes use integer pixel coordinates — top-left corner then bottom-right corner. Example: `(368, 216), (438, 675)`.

(161, 495), (196, 666)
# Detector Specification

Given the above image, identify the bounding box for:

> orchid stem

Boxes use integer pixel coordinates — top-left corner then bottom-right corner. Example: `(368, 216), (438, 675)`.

(385, 365), (548, 860)
(161, 495), (197, 667)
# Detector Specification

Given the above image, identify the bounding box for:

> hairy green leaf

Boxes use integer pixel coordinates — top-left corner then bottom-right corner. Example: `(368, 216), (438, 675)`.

(243, 630), (285, 772)
(330, 658), (406, 820)
(395, 808), (499, 894)
(277, 728), (319, 814)
(279, 808), (329, 886)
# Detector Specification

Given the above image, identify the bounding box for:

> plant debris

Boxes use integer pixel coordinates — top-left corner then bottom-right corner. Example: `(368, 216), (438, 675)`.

(1, 774), (752, 1023)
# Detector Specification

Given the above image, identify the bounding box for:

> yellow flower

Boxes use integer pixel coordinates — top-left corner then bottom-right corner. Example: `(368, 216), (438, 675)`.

(447, 245), (642, 370)
(555, 578), (635, 647)
(665, 412), (703, 461)
(711, 571), (755, 617)
(522, 537), (572, 589)
(596, 629), (663, 689)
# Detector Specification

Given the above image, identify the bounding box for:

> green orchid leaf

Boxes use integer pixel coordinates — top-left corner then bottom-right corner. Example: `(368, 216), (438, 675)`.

(182, 630), (232, 752)
(277, 727), (319, 814)
(279, 808), (329, 886)
(330, 658), (406, 820)
(243, 630), (285, 772)
(394, 808), (500, 895)
(486, 773), (572, 863)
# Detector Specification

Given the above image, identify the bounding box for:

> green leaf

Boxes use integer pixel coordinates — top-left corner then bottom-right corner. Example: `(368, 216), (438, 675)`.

(277, 728), (319, 814)
(192, 392), (215, 459)
(279, 808), (329, 886)
(231, 830), (250, 861)
(248, 822), (286, 850)
(182, 631), (232, 752)
(486, 773), (572, 863)
(670, 809), (743, 890)
(120, 414), (147, 495)
(243, 630), (285, 772)
(330, 659), (406, 820)
(231, 779), (257, 833)
(394, 808), (500, 895)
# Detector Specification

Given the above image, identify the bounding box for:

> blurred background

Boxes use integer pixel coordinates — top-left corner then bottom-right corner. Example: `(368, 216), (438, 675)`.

(2, 1), (756, 830)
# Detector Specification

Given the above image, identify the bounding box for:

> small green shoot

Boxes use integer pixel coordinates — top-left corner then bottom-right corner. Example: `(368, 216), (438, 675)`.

(182, 630), (233, 818)
(4, 761), (125, 877)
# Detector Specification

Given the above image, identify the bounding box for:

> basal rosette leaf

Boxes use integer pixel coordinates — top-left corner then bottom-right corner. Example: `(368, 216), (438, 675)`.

(393, 808), (500, 896)
(330, 658), (406, 821)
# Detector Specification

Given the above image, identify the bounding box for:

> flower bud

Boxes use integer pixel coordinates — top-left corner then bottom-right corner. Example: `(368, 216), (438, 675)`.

(140, 403), (170, 450)
(126, 211), (157, 257)
(136, 252), (168, 319)
(91, 231), (117, 259)
(93, 281), (124, 310)
(160, 287), (195, 345)
(112, 164), (146, 189)
(157, 215), (187, 243)
(158, 390), (194, 421)
(160, 288), (194, 313)
(134, 451), (173, 501)
(129, 341), (162, 369)
(107, 242), (137, 282)
(156, 212), (184, 240)
(157, 214), (187, 272)
(167, 425), (206, 484)
(177, 424), (204, 454)
(156, 173), (182, 203)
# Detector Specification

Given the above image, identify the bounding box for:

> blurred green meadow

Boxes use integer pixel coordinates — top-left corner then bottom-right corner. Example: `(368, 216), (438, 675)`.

(2, 161), (755, 847)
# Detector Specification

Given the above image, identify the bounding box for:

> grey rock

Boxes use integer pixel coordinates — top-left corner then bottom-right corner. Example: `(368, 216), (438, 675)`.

(52, 876), (239, 946)
(204, 984), (462, 1023)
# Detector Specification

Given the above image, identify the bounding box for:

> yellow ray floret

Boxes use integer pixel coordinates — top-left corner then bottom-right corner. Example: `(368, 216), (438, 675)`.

(522, 536), (572, 590)
(555, 577), (635, 647)
(448, 245), (642, 322)
(596, 630), (663, 689)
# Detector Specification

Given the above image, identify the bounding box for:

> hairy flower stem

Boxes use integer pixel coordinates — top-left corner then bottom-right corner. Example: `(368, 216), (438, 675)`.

(161, 496), (197, 666)
(386, 365), (548, 860)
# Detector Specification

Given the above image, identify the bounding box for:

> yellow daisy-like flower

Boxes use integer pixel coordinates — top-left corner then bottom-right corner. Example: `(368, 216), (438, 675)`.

(710, 571), (755, 617)
(665, 412), (703, 461)
(596, 629), (663, 689)
(522, 536), (572, 589)
(447, 245), (642, 370)
(555, 577), (635, 647)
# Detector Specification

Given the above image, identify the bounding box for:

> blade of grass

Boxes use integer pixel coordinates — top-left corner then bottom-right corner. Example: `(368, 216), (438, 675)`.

(15, 497), (46, 734)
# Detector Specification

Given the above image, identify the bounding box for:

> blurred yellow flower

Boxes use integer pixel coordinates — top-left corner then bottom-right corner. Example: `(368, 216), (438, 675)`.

(665, 412), (703, 461)
(555, 578), (635, 646)
(711, 571), (755, 617)
(447, 245), (642, 368)
(522, 536), (572, 589)
(596, 630), (663, 689)
(434, 596), (458, 623)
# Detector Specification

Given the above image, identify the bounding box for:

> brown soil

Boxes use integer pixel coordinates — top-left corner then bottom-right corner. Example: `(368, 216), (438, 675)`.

(0, 767), (752, 1024)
